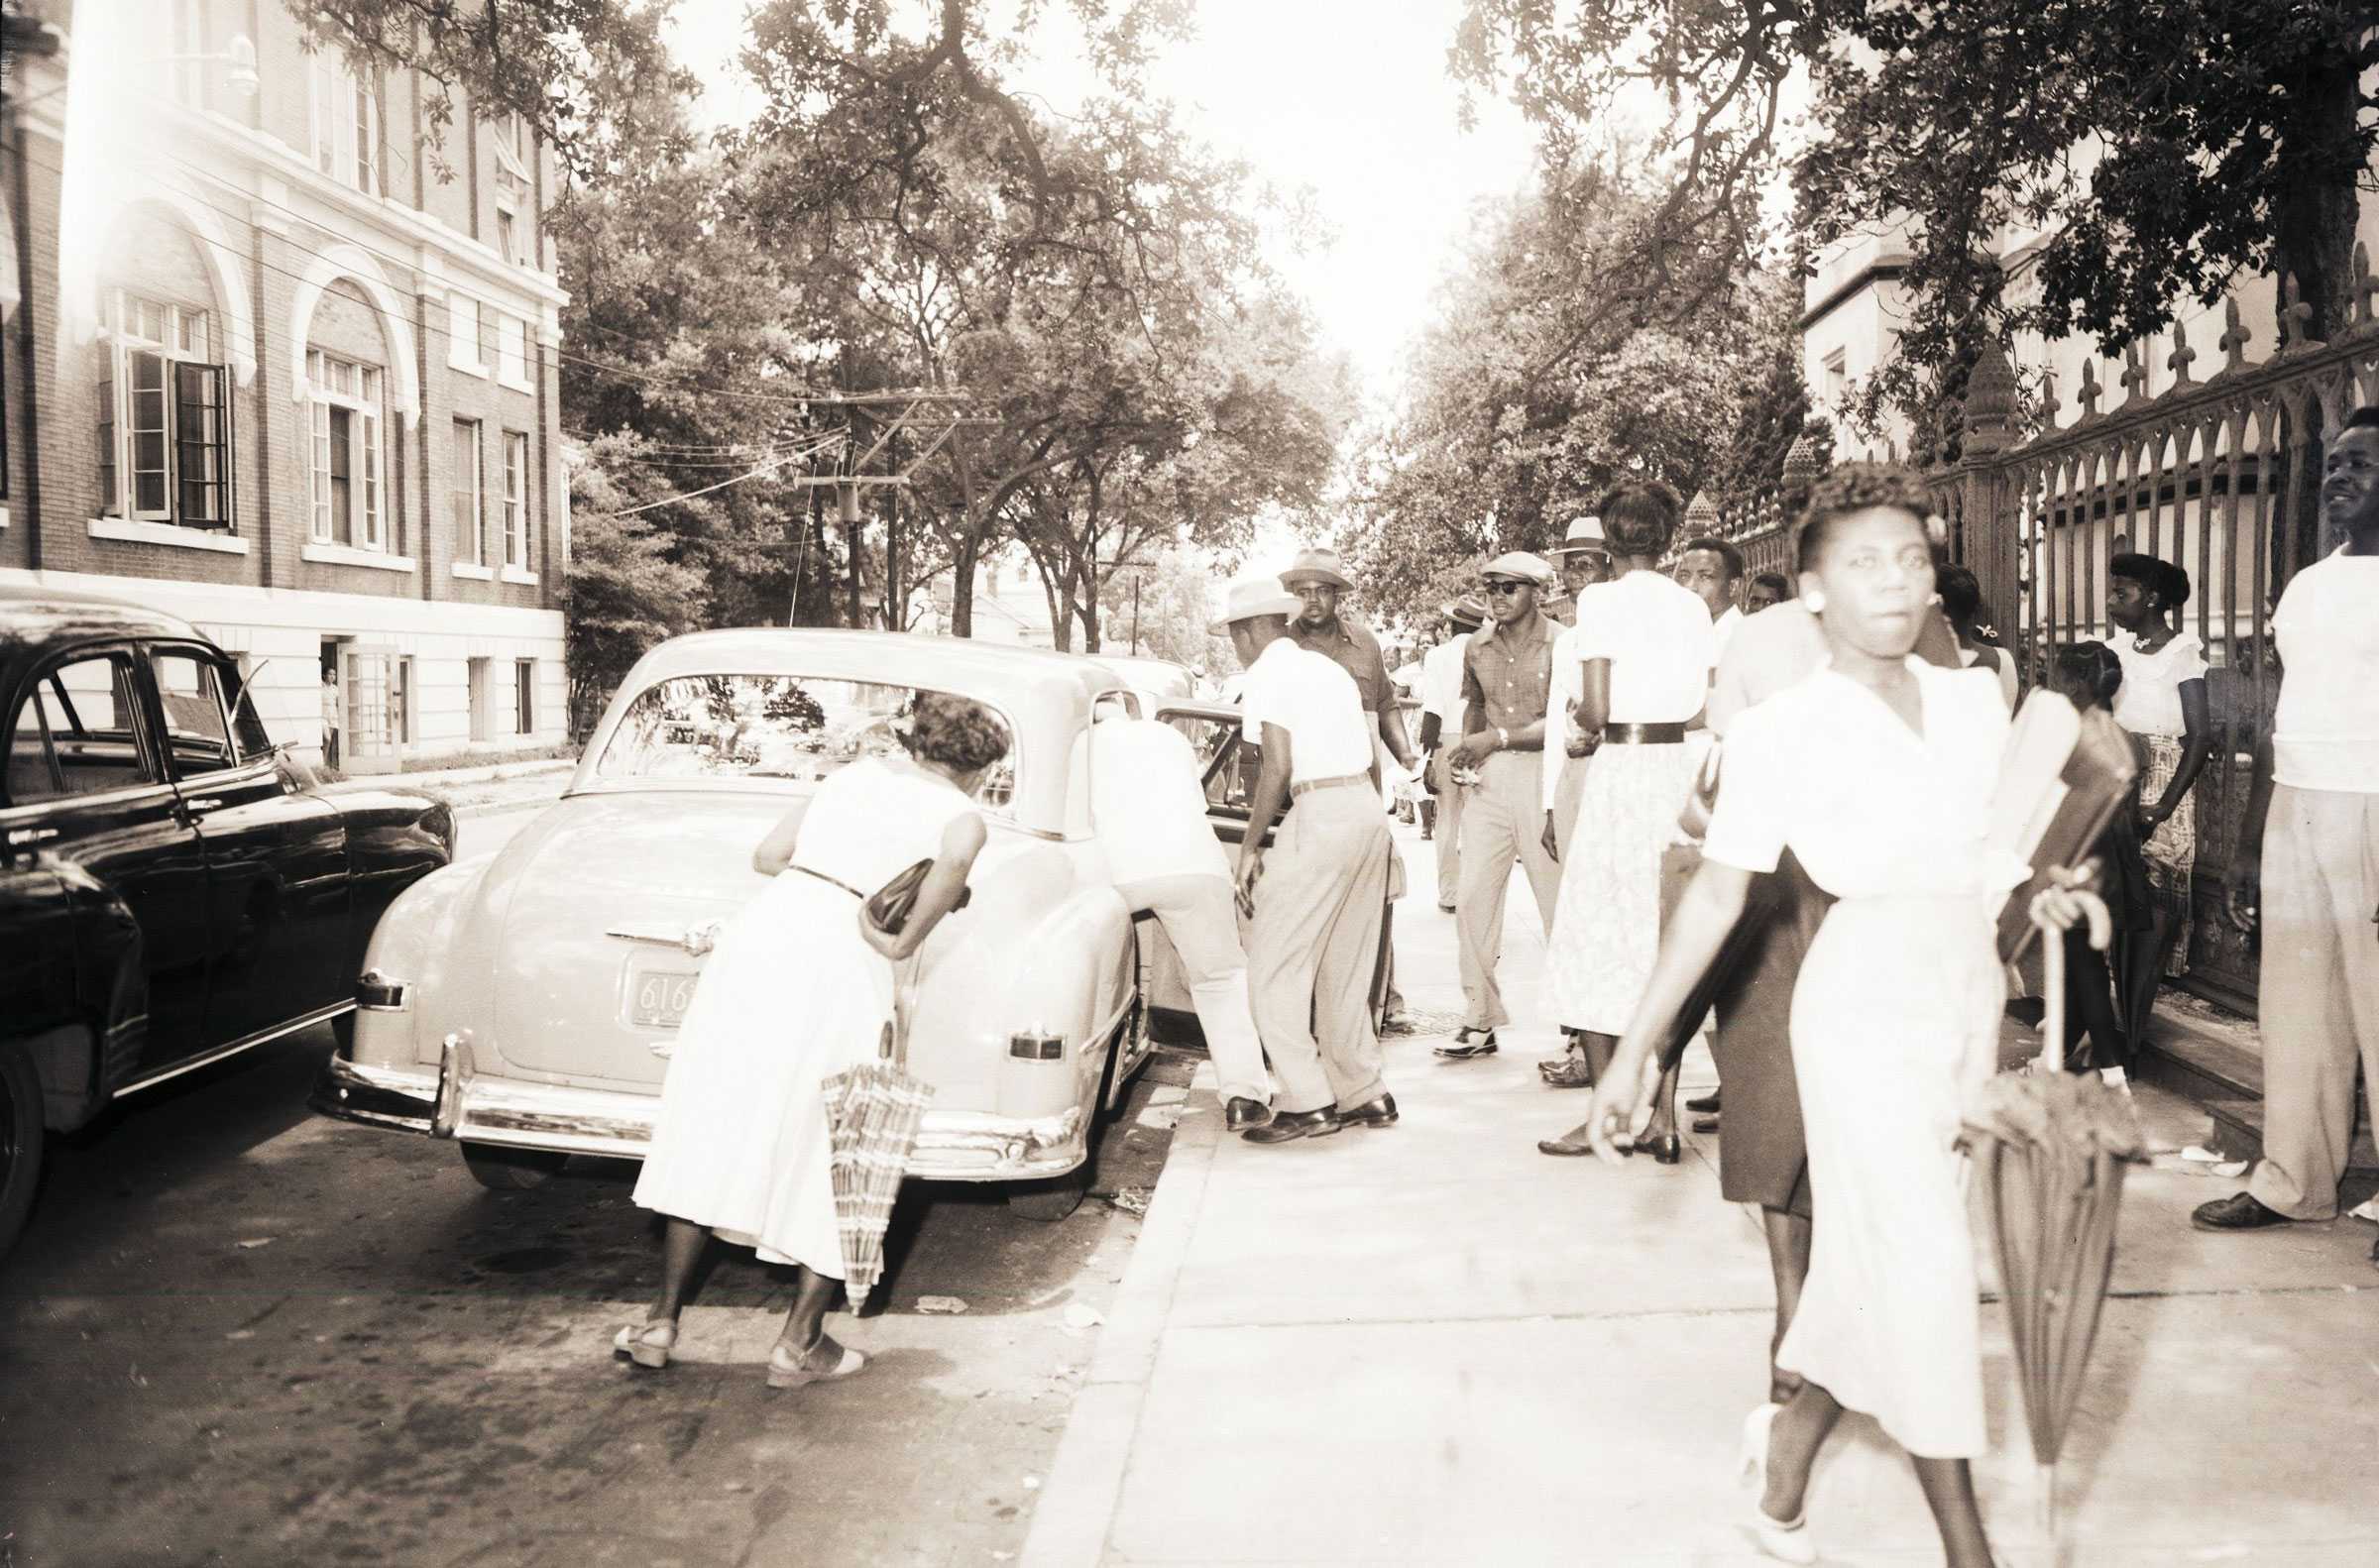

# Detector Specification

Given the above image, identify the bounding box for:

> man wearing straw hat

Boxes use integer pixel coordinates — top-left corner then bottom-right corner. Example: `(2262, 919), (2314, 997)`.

(1417, 597), (1489, 912)
(1214, 577), (1400, 1144)
(1542, 515), (1612, 866)
(1438, 551), (1563, 1060)
(1280, 546), (1419, 1032)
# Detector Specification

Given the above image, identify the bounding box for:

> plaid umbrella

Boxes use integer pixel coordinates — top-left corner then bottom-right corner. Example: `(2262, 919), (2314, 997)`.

(1963, 928), (2148, 1545)
(819, 1034), (935, 1309)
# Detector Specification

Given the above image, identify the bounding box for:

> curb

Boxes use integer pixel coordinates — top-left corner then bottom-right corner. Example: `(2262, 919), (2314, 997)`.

(1019, 1077), (1227, 1567)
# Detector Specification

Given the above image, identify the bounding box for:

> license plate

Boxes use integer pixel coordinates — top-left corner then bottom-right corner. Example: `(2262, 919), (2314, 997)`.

(627, 968), (699, 1030)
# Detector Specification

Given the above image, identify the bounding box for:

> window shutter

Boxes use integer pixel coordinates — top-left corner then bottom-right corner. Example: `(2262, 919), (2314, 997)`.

(172, 361), (231, 528)
(96, 354), (117, 514)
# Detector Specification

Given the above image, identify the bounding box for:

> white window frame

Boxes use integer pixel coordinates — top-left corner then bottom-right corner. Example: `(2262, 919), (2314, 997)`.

(495, 313), (531, 392)
(501, 429), (529, 570)
(306, 349), (387, 552)
(446, 294), (488, 377)
(167, 0), (204, 106)
(96, 289), (230, 529)
(495, 205), (524, 270)
(452, 417), (486, 566)
(493, 111), (531, 180)
(310, 56), (379, 196)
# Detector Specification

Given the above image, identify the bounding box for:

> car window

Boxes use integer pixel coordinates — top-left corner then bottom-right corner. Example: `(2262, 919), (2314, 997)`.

(595, 674), (1018, 817)
(6, 652), (159, 804)
(1164, 712), (1257, 815)
(148, 649), (241, 779)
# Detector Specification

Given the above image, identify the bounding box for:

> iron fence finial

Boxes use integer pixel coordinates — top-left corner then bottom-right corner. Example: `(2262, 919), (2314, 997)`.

(2166, 323), (2199, 388)
(2217, 297), (2252, 376)
(2076, 360), (2102, 421)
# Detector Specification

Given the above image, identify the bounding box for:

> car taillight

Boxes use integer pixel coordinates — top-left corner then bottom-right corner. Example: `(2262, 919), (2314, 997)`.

(357, 969), (408, 1011)
(1008, 1031), (1065, 1061)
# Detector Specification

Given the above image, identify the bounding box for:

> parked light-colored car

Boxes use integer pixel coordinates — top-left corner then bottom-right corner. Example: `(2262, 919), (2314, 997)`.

(308, 629), (1259, 1219)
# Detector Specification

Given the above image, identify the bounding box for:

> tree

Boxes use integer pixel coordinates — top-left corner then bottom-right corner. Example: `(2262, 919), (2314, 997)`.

(1456, 1), (2379, 437)
(1094, 546), (1232, 674)
(562, 434), (712, 735)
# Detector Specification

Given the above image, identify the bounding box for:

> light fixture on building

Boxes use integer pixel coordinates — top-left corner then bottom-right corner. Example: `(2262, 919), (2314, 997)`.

(219, 35), (261, 99)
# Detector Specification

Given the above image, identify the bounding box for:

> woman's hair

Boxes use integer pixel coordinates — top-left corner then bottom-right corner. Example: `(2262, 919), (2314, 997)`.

(1599, 480), (1683, 559)
(1794, 463), (1936, 571)
(2108, 551), (2192, 610)
(2053, 641), (2123, 708)
(903, 692), (1012, 774)
(1936, 563), (1984, 626)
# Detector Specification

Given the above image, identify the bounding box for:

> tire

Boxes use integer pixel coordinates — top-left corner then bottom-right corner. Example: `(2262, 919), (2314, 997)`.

(0, 1051), (46, 1259)
(461, 1142), (570, 1190)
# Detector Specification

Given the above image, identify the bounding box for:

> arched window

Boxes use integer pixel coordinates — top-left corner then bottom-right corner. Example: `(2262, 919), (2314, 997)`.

(304, 280), (399, 554)
(96, 288), (230, 529)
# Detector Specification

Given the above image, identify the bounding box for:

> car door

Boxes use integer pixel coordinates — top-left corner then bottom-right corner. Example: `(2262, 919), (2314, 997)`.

(1156, 704), (1271, 849)
(4, 644), (211, 1076)
(143, 643), (348, 1051)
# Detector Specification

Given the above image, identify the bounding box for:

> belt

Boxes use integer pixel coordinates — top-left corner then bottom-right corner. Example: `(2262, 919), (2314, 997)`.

(790, 863), (866, 899)
(1290, 772), (1370, 798)
(1601, 722), (1687, 745)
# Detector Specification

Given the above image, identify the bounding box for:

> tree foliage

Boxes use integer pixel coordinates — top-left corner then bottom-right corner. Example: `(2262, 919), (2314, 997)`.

(562, 434), (713, 736)
(1456, 0), (2379, 441)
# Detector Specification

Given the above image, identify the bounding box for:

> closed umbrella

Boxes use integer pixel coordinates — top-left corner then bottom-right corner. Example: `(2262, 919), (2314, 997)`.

(819, 1026), (935, 1309)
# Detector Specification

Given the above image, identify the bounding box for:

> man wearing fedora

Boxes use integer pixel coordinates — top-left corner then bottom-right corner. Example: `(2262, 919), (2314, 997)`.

(1417, 596), (1489, 912)
(1214, 577), (1399, 1143)
(1543, 515), (1612, 866)
(1437, 552), (1563, 1060)
(1280, 546), (1419, 1032)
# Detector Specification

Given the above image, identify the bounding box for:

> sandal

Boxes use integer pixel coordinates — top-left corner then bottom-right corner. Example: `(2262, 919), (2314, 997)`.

(766, 1332), (869, 1391)
(612, 1319), (678, 1371)
(1538, 1056), (1597, 1089)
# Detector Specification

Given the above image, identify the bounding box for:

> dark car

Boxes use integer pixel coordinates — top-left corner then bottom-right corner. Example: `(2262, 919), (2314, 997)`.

(0, 585), (455, 1254)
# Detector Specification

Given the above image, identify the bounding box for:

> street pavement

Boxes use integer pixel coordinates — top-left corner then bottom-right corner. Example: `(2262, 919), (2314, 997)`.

(0, 794), (1196, 1567)
(1023, 824), (2379, 1568)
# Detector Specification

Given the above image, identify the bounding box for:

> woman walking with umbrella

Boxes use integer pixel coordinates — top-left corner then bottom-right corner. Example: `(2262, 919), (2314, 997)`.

(616, 693), (1008, 1388)
(1574, 466), (2102, 1566)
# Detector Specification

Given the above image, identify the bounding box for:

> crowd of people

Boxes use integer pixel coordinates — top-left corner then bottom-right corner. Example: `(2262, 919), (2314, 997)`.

(591, 418), (2379, 1568)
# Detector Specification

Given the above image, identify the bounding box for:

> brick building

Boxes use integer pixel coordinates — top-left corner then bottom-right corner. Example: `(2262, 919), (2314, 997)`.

(0, 0), (568, 772)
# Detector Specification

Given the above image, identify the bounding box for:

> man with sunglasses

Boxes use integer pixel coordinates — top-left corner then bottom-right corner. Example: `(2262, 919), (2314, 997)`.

(1436, 552), (1562, 1060)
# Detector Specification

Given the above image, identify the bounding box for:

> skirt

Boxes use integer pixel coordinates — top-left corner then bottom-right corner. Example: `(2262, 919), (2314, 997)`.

(2136, 733), (2197, 976)
(1705, 851), (1831, 1216)
(1546, 740), (1703, 1034)
(1776, 893), (1998, 1459)
(629, 873), (894, 1277)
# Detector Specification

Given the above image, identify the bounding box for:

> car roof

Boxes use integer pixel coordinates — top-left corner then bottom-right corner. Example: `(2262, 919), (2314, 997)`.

(0, 582), (207, 659)
(623, 628), (1126, 703)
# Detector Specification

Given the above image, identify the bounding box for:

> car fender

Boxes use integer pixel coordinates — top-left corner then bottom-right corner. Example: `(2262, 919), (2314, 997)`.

(5, 855), (140, 1129)
(344, 856), (488, 1072)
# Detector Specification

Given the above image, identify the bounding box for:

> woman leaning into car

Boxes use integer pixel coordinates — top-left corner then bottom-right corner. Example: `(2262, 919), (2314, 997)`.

(616, 692), (1009, 1389)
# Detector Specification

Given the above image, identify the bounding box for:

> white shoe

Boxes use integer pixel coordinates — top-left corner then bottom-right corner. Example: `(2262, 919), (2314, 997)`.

(1738, 1403), (1818, 1564)
(2099, 1065), (2132, 1093)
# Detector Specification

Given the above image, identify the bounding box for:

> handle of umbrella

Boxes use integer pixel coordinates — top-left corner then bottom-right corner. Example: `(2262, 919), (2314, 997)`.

(2039, 906), (2067, 1075)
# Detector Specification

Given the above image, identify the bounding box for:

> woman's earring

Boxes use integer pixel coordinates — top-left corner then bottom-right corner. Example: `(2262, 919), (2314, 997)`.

(1803, 589), (1826, 614)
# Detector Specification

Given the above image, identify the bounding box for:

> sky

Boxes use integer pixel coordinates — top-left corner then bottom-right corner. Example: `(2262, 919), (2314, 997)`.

(659, 0), (1542, 409)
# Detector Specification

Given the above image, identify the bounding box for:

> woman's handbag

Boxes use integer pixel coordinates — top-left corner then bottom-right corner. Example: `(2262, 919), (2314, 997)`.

(1987, 691), (2139, 965)
(863, 858), (970, 936)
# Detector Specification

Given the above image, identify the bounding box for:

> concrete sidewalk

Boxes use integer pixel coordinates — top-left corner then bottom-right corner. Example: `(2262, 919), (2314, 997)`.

(1023, 827), (2379, 1567)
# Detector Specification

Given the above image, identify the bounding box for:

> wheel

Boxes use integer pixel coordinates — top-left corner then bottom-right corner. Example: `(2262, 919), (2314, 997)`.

(0, 1050), (46, 1259)
(461, 1142), (569, 1190)
(1005, 1165), (1090, 1222)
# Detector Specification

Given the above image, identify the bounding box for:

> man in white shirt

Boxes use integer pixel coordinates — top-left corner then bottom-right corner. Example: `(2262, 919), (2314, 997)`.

(1674, 533), (1748, 673)
(1216, 578), (1399, 1144)
(1544, 515), (1612, 864)
(1417, 597), (1487, 910)
(2195, 411), (2379, 1259)
(1089, 714), (1273, 1133)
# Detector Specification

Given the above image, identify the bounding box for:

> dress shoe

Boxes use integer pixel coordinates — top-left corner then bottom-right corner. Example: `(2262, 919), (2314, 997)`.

(1738, 1403), (1818, 1564)
(1692, 1114), (1721, 1135)
(1433, 1029), (1497, 1060)
(1638, 1131), (1683, 1166)
(1224, 1097), (1274, 1133)
(1686, 1090), (1722, 1114)
(1338, 1092), (1399, 1128)
(1243, 1107), (1345, 1144)
(2192, 1191), (2295, 1232)
(1380, 1012), (1418, 1038)
(1436, 899), (1457, 914)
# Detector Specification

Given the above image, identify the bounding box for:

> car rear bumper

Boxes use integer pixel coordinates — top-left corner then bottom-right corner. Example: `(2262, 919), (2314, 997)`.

(309, 1039), (1090, 1181)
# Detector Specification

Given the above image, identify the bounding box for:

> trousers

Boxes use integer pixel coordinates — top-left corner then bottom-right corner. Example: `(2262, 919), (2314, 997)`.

(1249, 783), (1393, 1114)
(1455, 748), (1561, 1031)
(1430, 747), (1466, 907)
(1549, 751), (1591, 865)
(2248, 784), (2379, 1220)
(1118, 872), (1269, 1107)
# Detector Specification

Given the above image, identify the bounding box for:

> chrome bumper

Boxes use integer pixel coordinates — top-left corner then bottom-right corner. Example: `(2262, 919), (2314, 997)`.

(310, 1039), (1090, 1181)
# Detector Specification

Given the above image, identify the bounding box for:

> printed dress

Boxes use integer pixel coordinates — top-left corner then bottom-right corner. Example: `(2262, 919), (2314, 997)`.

(632, 757), (977, 1275)
(2109, 628), (2209, 976)
(1702, 660), (2017, 1458)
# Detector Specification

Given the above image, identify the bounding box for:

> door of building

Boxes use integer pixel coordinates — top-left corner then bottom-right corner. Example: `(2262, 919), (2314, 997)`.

(341, 645), (402, 775)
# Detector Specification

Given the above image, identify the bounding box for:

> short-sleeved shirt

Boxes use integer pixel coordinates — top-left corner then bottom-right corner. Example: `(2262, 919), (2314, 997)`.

(1420, 634), (1471, 728)
(1567, 570), (1715, 725)
(1703, 659), (2015, 900)
(1710, 606), (1745, 671)
(1241, 638), (1374, 783)
(2271, 546), (2379, 793)
(1089, 717), (1232, 885)
(2105, 629), (2207, 739)
(1290, 614), (1392, 717)
(1462, 610), (1555, 735)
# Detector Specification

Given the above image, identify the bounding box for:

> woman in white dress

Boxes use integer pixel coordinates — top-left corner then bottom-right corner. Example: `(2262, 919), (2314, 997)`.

(1537, 481), (1716, 1161)
(1576, 467), (2102, 1567)
(2105, 553), (2213, 1043)
(615, 693), (1008, 1389)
